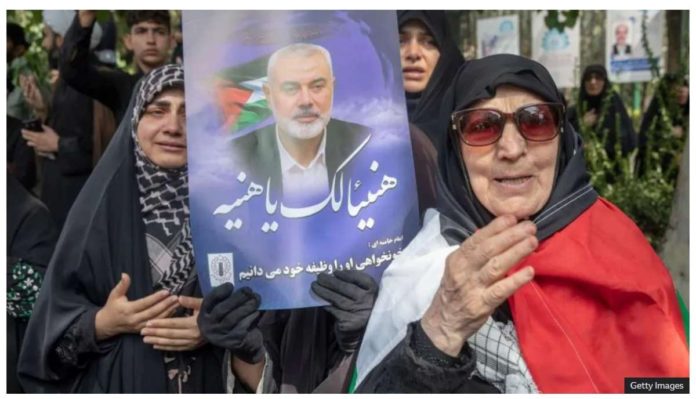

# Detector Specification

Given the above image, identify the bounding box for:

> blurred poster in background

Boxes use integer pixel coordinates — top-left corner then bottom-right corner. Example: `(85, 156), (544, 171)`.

(476, 14), (520, 58)
(531, 11), (581, 88)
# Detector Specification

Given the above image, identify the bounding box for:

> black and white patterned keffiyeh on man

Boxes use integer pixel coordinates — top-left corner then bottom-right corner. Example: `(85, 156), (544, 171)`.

(18, 64), (225, 393)
(130, 65), (195, 294)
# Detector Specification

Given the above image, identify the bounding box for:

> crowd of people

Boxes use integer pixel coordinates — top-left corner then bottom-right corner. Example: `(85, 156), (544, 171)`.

(6, 10), (689, 393)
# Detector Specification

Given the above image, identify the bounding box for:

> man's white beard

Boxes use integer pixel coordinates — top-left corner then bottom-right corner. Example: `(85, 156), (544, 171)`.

(277, 113), (330, 140)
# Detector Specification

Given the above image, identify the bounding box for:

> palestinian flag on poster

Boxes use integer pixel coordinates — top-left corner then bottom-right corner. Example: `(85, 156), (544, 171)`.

(213, 55), (273, 134)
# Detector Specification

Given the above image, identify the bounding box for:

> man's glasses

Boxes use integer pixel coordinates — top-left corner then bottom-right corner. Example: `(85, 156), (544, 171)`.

(451, 103), (564, 146)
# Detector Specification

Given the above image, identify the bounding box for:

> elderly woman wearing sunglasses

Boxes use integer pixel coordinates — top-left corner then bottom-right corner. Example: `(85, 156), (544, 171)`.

(353, 54), (688, 393)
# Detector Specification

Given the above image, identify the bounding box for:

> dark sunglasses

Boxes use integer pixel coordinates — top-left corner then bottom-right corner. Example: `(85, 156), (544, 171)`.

(451, 103), (564, 146)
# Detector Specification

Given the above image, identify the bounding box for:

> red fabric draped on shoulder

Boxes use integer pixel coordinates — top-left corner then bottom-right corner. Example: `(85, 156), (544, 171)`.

(508, 198), (688, 393)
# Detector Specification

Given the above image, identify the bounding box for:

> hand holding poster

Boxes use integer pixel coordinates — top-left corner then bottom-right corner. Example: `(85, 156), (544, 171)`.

(183, 11), (418, 309)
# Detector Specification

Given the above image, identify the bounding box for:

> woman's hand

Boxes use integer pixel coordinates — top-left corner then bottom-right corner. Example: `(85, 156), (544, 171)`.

(421, 215), (537, 356)
(94, 273), (179, 341)
(141, 296), (206, 351)
(671, 125), (684, 138)
(19, 73), (48, 120)
(582, 109), (598, 127)
(22, 125), (60, 154)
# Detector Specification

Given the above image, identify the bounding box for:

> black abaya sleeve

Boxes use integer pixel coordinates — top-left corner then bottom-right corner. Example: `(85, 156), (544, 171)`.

(356, 321), (499, 393)
(258, 308), (352, 393)
(51, 308), (112, 372)
(56, 135), (93, 176)
(566, 105), (581, 133)
(60, 15), (132, 120)
(612, 94), (637, 154)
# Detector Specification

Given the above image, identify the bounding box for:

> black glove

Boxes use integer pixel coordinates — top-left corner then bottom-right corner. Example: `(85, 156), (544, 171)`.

(310, 270), (378, 353)
(198, 283), (265, 364)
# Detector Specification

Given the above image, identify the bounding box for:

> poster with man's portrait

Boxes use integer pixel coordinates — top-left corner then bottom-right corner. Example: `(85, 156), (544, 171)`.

(183, 11), (419, 309)
(606, 10), (664, 83)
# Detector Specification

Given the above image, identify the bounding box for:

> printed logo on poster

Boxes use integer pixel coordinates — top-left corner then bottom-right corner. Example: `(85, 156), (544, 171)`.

(542, 29), (570, 52)
(208, 253), (234, 286)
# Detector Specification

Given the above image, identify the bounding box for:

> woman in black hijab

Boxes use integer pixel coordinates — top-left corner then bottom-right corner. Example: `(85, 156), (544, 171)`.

(567, 64), (636, 160)
(18, 64), (224, 393)
(354, 55), (687, 393)
(398, 11), (465, 219)
(399, 10), (465, 148)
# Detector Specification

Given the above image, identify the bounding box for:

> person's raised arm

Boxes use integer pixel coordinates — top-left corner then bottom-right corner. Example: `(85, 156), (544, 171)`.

(60, 11), (122, 113)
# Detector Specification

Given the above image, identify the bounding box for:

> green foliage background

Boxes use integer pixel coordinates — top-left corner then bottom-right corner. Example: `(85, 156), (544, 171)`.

(7, 10), (181, 81)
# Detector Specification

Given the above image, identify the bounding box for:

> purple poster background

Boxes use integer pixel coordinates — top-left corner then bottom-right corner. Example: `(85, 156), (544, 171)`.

(183, 11), (418, 309)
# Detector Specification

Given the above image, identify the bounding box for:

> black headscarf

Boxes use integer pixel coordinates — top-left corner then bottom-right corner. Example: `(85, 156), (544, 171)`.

(570, 64), (636, 157)
(18, 65), (223, 393)
(436, 54), (598, 244)
(578, 64), (609, 112)
(398, 10), (465, 147)
(7, 173), (57, 267)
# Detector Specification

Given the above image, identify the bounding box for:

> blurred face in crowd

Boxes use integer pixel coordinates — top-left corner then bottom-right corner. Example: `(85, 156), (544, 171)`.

(7, 38), (15, 60)
(136, 87), (187, 169)
(615, 24), (628, 46)
(41, 25), (64, 52)
(41, 25), (55, 51)
(676, 85), (689, 106)
(7, 38), (26, 62)
(264, 51), (334, 141)
(460, 86), (559, 220)
(124, 20), (173, 72)
(399, 19), (441, 93)
(584, 72), (605, 96)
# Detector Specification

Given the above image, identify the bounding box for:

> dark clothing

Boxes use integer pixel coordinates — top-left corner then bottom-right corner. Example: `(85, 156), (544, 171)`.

(357, 306), (512, 393)
(636, 89), (688, 178)
(356, 323), (496, 393)
(7, 174), (58, 267)
(7, 115), (37, 191)
(567, 91), (637, 159)
(39, 78), (94, 229)
(398, 11), (465, 149)
(568, 64), (636, 159)
(17, 76), (225, 393)
(256, 308), (352, 393)
(230, 119), (371, 197)
(409, 124), (438, 221)
(60, 15), (142, 121)
(7, 174), (58, 393)
(612, 44), (632, 56)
